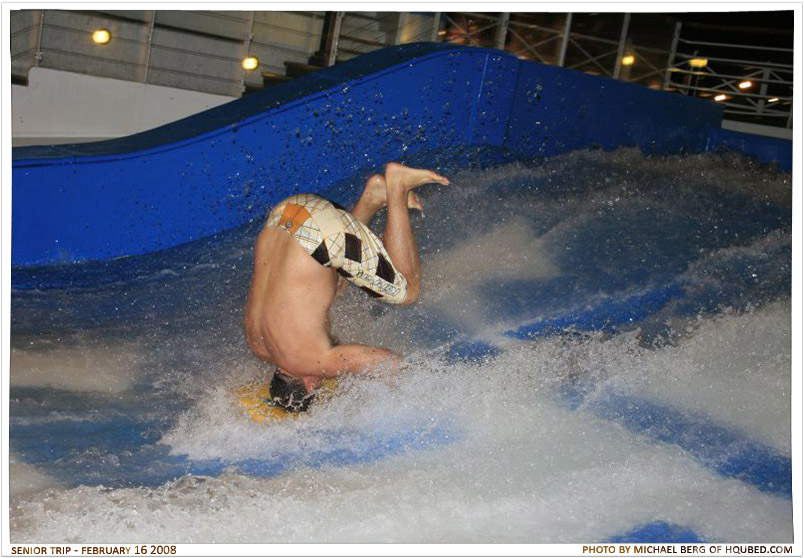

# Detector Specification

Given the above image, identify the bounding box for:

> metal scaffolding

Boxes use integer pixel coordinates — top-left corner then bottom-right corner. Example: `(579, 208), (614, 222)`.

(10, 10), (792, 131)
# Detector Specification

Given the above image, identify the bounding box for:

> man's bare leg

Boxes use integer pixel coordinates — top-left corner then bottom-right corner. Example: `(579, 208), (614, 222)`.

(382, 163), (450, 305)
(351, 174), (387, 225)
(338, 173), (426, 297)
(351, 174), (423, 226)
(304, 164), (447, 387)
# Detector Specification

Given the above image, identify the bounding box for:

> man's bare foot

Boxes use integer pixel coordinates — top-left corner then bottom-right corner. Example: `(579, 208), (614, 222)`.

(407, 192), (423, 211)
(363, 172), (426, 211)
(384, 162), (450, 196)
(361, 174), (388, 209)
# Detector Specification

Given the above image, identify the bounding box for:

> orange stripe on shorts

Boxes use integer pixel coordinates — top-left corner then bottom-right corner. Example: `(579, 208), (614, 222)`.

(279, 204), (312, 235)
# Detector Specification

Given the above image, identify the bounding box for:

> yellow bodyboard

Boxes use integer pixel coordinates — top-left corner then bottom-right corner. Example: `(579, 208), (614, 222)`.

(235, 377), (338, 423)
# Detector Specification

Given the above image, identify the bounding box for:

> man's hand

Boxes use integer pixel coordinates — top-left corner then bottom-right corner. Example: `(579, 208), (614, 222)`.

(335, 276), (348, 297)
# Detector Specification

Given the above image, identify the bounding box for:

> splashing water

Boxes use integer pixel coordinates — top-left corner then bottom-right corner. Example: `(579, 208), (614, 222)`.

(9, 148), (791, 543)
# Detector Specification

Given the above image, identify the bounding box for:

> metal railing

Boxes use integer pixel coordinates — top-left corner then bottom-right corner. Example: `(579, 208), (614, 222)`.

(426, 12), (792, 130)
(507, 15), (570, 65)
(11, 10), (793, 131)
(432, 12), (672, 88)
(665, 37), (793, 128)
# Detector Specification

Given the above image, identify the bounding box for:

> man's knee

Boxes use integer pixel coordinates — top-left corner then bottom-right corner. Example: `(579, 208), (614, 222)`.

(397, 281), (420, 306)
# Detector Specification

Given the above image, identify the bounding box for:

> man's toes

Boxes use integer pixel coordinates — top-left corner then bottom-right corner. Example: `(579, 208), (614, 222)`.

(430, 171), (450, 185)
(422, 170), (449, 185)
(407, 192), (423, 211)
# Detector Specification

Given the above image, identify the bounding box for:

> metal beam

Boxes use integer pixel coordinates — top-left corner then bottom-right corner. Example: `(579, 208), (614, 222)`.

(240, 11), (255, 94)
(612, 13), (631, 79)
(430, 12), (441, 41)
(675, 52), (793, 71)
(393, 12), (406, 46)
(34, 10), (45, 66)
(670, 83), (791, 101)
(328, 12), (344, 66)
(310, 11), (343, 67)
(558, 13), (572, 66)
(143, 10), (156, 83)
(443, 14), (481, 47)
(567, 39), (617, 75)
(679, 37), (794, 53)
(508, 27), (550, 63)
(663, 21), (682, 90)
(669, 67), (792, 85)
(494, 12), (509, 50)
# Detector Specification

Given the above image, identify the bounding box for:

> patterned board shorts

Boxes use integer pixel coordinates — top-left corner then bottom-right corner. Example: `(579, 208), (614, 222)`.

(264, 194), (408, 304)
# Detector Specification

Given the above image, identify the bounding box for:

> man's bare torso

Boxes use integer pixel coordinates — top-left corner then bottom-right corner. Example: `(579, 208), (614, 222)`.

(244, 225), (338, 381)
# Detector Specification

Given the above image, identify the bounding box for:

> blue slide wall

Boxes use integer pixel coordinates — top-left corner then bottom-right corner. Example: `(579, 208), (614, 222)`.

(11, 43), (789, 267)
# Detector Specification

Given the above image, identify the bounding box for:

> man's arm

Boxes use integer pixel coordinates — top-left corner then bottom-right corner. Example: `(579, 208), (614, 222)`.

(310, 343), (401, 378)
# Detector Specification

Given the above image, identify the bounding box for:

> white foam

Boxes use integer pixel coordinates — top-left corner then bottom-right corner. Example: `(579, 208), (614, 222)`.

(9, 149), (792, 543)
(8, 455), (64, 501)
(613, 301), (791, 453)
(10, 313), (793, 544)
(421, 216), (559, 330)
(11, 353), (792, 542)
(10, 342), (142, 393)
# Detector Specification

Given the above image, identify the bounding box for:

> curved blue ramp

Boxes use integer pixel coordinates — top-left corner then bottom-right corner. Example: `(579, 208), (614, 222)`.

(13, 42), (725, 267)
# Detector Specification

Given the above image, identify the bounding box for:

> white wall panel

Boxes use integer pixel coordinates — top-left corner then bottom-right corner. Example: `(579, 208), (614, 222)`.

(11, 67), (235, 146)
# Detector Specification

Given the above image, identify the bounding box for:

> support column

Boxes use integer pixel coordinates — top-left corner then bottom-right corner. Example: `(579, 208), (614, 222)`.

(430, 12), (442, 41)
(613, 13), (631, 79)
(757, 67), (770, 115)
(495, 12), (510, 51)
(328, 12), (344, 66)
(34, 10), (45, 66)
(310, 11), (344, 67)
(663, 21), (682, 90)
(240, 11), (256, 94)
(558, 13), (572, 67)
(393, 12), (407, 45)
(143, 11), (156, 83)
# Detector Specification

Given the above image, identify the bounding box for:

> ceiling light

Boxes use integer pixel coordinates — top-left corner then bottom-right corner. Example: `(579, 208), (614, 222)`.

(242, 56), (260, 71)
(714, 94), (728, 102)
(689, 58), (708, 69)
(621, 55), (635, 66)
(92, 29), (111, 45)
(738, 80), (753, 89)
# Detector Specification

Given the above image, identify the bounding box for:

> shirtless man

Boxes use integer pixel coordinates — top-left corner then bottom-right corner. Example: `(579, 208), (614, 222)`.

(244, 162), (450, 412)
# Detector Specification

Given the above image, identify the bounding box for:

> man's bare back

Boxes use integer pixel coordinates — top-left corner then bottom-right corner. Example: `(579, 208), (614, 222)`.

(244, 162), (449, 394)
